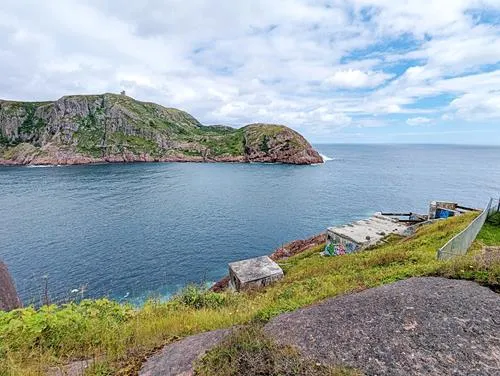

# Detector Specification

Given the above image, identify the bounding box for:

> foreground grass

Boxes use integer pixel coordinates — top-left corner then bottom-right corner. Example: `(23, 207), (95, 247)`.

(194, 326), (360, 376)
(1, 212), (499, 375)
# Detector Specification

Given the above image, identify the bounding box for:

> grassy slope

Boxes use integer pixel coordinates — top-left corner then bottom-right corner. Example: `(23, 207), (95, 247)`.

(476, 212), (500, 245)
(1, 212), (499, 375)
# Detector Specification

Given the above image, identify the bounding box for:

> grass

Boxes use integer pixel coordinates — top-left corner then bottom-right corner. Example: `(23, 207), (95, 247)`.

(477, 212), (500, 245)
(1, 212), (499, 375)
(197, 130), (245, 156)
(431, 212), (500, 288)
(194, 326), (360, 376)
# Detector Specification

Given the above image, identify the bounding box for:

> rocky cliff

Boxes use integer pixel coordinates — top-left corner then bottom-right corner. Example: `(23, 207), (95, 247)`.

(0, 261), (21, 311)
(0, 94), (322, 165)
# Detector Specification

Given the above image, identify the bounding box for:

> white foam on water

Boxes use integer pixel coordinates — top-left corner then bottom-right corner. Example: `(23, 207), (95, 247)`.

(319, 153), (333, 162)
(26, 165), (54, 168)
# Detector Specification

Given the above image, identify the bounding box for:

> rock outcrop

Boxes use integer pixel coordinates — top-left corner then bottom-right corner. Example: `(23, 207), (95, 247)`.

(265, 277), (500, 376)
(270, 232), (326, 260)
(0, 94), (322, 166)
(0, 261), (21, 311)
(139, 329), (232, 376)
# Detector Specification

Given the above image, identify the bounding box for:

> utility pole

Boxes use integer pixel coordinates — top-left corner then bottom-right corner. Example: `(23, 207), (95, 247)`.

(80, 284), (88, 300)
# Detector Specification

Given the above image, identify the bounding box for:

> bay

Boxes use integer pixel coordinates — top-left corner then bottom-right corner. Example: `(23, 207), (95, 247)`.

(1, 144), (499, 304)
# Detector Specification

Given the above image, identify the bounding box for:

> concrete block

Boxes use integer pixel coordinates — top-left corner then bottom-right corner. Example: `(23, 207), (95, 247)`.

(429, 201), (458, 219)
(228, 256), (284, 292)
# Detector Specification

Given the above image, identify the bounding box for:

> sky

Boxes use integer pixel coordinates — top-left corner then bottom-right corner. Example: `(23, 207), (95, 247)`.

(1, 1), (500, 144)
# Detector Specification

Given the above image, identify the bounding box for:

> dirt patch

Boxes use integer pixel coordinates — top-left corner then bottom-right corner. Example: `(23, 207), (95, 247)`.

(476, 246), (500, 267)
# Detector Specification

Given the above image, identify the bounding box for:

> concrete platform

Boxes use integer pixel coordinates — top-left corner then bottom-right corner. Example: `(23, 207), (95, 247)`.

(229, 256), (283, 291)
(325, 214), (409, 255)
(330, 214), (408, 246)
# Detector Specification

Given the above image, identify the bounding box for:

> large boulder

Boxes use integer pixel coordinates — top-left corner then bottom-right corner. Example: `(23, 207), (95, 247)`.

(265, 277), (500, 376)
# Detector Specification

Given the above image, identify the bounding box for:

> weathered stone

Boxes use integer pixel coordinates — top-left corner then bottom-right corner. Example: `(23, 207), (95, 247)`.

(0, 261), (21, 311)
(139, 329), (231, 376)
(265, 277), (500, 376)
(229, 256), (283, 291)
(47, 359), (94, 376)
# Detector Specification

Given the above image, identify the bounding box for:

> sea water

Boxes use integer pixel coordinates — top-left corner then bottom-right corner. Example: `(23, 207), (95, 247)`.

(1, 144), (499, 304)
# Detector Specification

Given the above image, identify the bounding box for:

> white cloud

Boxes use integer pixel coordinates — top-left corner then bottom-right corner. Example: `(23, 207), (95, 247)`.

(449, 91), (500, 120)
(0, 0), (499, 143)
(310, 108), (353, 125)
(406, 117), (432, 126)
(326, 69), (392, 88)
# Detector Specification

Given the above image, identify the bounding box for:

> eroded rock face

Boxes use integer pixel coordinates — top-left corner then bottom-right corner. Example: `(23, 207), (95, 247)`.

(242, 124), (323, 165)
(0, 94), (323, 166)
(270, 233), (326, 260)
(0, 261), (21, 311)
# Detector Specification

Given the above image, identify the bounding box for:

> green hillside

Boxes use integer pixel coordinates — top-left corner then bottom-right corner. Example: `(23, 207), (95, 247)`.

(0, 94), (322, 165)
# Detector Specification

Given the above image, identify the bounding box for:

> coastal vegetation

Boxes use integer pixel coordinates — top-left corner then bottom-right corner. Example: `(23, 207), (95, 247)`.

(0, 212), (499, 375)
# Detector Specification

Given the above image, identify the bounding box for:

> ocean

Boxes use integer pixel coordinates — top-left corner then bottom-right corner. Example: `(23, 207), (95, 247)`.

(1, 144), (499, 304)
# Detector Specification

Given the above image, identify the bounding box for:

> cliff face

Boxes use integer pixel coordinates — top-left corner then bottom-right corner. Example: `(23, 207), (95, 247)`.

(0, 94), (322, 165)
(0, 261), (21, 311)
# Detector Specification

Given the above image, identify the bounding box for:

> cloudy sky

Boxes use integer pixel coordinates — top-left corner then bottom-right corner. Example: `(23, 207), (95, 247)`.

(1, 0), (500, 144)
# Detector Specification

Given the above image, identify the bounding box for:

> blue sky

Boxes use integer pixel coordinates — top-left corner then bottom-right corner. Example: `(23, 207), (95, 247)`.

(1, 0), (500, 144)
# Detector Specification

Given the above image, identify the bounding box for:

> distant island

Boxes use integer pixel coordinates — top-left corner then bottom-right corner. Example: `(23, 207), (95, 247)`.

(0, 93), (322, 166)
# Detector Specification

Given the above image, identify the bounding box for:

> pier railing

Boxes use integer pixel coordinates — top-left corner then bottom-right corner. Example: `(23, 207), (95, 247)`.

(437, 198), (499, 260)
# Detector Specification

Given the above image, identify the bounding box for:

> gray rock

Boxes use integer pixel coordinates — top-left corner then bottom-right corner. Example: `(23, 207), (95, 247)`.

(47, 359), (93, 376)
(139, 329), (231, 376)
(265, 277), (500, 376)
(0, 261), (21, 311)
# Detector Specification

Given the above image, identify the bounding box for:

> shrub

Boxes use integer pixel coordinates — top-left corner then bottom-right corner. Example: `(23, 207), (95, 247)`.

(487, 212), (500, 227)
(174, 284), (227, 309)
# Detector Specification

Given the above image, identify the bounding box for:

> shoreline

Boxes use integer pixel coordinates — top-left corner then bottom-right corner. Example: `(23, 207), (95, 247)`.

(0, 159), (325, 168)
(0, 155), (325, 167)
